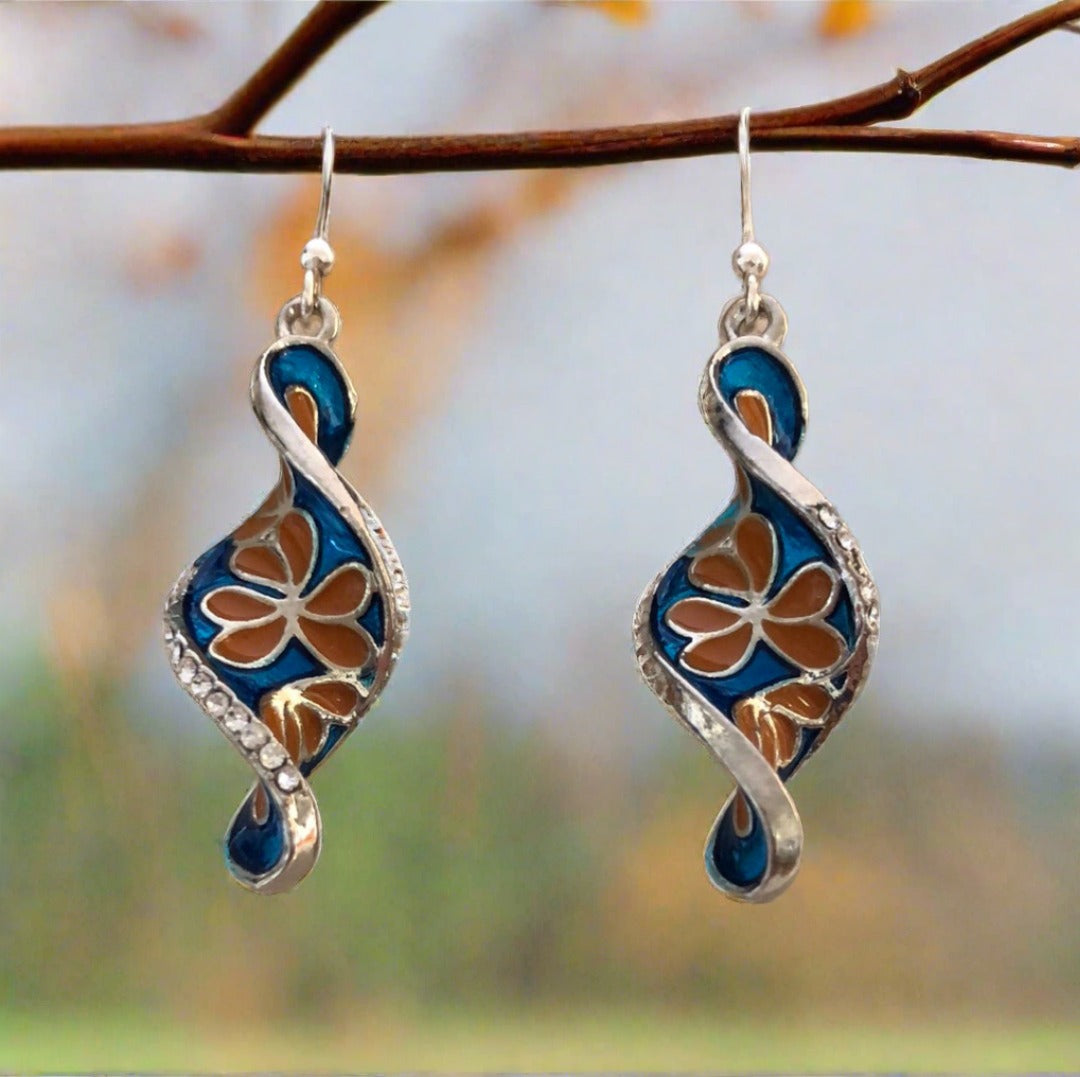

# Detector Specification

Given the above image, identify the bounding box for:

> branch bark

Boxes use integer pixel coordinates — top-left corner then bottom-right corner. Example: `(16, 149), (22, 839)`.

(0, 0), (1077, 173)
(201, 1), (385, 136)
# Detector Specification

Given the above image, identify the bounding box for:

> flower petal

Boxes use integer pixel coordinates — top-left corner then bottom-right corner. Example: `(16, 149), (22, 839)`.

(665, 596), (741, 637)
(762, 620), (846, 673)
(286, 385), (320, 444)
(302, 679), (362, 719)
(688, 552), (750, 595)
(734, 514), (776, 595)
(278, 510), (316, 589)
(294, 702), (330, 758)
(232, 544), (289, 588)
(303, 564), (370, 619)
(297, 617), (374, 671)
(209, 616), (288, 668)
(760, 712), (800, 769)
(734, 388), (774, 444)
(261, 695), (301, 763)
(763, 681), (832, 725)
(203, 586), (278, 625)
(768, 563), (838, 621)
(680, 623), (754, 677)
(734, 698), (800, 769)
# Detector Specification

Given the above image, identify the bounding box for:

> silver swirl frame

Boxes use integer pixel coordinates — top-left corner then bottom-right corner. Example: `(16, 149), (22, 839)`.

(633, 314), (878, 903)
(164, 319), (410, 895)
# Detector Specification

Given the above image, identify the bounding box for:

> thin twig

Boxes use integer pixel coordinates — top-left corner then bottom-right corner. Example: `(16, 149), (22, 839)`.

(0, 0), (1077, 173)
(200, 1), (385, 136)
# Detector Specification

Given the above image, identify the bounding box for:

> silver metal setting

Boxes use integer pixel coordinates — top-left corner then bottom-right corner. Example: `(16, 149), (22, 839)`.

(163, 136), (409, 894)
(634, 114), (877, 902)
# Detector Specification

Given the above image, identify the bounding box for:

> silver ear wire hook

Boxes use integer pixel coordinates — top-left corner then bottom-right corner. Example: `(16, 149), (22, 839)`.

(300, 126), (336, 319)
(732, 107), (769, 330)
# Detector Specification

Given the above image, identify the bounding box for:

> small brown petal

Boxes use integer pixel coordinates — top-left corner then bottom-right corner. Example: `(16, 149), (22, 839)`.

(304, 564), (370, 618)
(665, 596), (741, 636)
(762, 620), (846, 673)
(689, 552), (750, 594)
(233, 544), (289, 588)
(278, 511), (316, 588)
(763, 682), (832, 725)
(681, 623), (754, 677)
(286, 385), (320, 444)
(210, 616), (287, 667)
(298, 618), (373, 671)
(294, 702), (329, 759)
(204, 587), (277, 624)
(759, 712), (800, 769)
(768, 564), (838, 621)
(303, 679), (361, 718)
(734, 389), (774, 444)
(734, 514), (776, 595)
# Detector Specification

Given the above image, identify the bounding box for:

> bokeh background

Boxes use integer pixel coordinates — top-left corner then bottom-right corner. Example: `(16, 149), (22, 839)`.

(0, 1), (1078, 1072)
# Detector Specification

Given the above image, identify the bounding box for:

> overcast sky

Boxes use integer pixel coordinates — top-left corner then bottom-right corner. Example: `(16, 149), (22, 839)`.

(1, 2), (1077, 746)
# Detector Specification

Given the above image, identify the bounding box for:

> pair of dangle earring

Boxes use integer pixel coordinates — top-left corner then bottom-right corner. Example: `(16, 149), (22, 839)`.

(634, 109), (879, 903)
(162, 114), (875, 903)
(164, 130), (410, 894)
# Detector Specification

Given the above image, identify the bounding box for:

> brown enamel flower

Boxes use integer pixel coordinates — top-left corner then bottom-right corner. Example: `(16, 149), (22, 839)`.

(730, 680), (832, 835)
(666, 513), (846, 677)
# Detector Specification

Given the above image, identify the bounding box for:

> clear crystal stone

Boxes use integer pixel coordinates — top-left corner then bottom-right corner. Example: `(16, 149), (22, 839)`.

(205, 692), (229, 718)
(169, 640), (184, 668)
(818, 506), (839, 530)
(224, 707), (248, 732)
(260, 742), (287, 769)
(860, 584), (876, 606)
(240, 724), (268, 750)
(277, 768), (300, 793)
(163, 626), (175, 644)
(191, 673), (214, 698)
(178, 656), (198, 685)
(838, 532), (856, 551)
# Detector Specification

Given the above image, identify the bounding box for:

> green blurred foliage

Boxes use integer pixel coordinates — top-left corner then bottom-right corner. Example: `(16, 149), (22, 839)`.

(0, 649), (1077, 1067)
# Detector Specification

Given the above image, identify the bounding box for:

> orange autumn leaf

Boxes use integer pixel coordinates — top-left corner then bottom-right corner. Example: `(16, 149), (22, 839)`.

(820, 0), (874, 38)
(578, 0), (650, 27)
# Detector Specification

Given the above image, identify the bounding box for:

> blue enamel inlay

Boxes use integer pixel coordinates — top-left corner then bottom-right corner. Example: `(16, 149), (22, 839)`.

(650, 476), (856, 715)
(181, 466), (383, 711)
(714, 345), (804, 460)
(266, 343), (352, 464)
(180, 344), (383, 885)
(226, 790), (284, 878)
(649, 342), (851, 890)
(709, 801), (768, 890)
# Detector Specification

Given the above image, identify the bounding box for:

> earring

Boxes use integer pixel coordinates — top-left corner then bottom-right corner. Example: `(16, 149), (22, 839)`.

(634, 109), (878, 903)
(164, 129), (410, 894)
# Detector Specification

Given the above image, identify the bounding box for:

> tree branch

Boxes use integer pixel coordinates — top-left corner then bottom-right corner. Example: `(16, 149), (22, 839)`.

(200, 1), (385, 136)
(0, 0), (1077, 173)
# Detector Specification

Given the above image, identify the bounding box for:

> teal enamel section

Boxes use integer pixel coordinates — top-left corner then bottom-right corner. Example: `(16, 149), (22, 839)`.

(715, 345), (804, 460)
(266, 343), (352, 465)
(180, 343), (378, 886)
(649, 476), (855, 712)
(648, 342), (849, 891)
(182, 467), (383, 715)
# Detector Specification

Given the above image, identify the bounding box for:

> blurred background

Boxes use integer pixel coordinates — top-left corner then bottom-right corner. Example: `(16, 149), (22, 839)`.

(0, 1), (1078, 1072)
